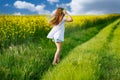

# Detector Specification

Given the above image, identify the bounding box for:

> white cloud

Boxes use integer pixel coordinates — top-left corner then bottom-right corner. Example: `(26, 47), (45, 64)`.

(69, 0), (120, 15)
(14, 1), (35, 12)
(35, 5), (50, 14)
(56, 3), (70, 9)
(13, 12), (22, 15)
(4, 3), (9, 7)
(69, 0), (95, 15)
(85, 11), (104, 15)
(14, 1), (50, 14)
(47, 0), (59, 4)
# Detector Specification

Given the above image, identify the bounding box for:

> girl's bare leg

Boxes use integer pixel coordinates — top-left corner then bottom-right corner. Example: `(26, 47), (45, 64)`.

(52, 42), (62, 65)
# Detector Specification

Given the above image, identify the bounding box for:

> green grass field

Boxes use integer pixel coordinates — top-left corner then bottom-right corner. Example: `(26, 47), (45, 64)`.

(0, 14), (120, 80)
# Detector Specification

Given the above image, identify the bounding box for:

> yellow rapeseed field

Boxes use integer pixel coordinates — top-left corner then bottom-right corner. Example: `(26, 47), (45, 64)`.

(0, 14), (119, 48)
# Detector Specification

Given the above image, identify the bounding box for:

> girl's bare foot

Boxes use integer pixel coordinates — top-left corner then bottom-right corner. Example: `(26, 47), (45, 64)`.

(52, 62), (57, 65)
(56, 59), (60, 63)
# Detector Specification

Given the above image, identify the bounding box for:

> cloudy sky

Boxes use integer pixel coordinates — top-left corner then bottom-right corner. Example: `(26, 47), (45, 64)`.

(0, 0), (120, 15)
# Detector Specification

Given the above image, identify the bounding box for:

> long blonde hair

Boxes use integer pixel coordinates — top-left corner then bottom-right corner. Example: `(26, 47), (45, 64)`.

(49, 7), (65, 26)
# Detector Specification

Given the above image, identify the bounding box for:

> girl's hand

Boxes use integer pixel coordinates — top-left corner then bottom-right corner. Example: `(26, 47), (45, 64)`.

(63, 10), (68, 15)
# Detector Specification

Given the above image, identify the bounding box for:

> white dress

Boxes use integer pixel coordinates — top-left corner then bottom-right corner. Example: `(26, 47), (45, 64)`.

(47, 17), (66, 42)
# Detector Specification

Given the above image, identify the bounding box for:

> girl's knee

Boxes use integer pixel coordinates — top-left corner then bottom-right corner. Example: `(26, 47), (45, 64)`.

(57, 48), (61, 52)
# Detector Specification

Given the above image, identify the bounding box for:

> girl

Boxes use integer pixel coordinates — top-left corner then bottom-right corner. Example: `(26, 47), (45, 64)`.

(47, 7), (73, 65)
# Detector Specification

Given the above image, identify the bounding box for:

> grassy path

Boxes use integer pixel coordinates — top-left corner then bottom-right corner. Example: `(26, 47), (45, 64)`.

(97, 19), (120, 80)
(42, 19), (120, 80)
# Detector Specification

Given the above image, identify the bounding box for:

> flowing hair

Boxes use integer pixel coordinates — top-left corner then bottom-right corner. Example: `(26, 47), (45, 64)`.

(49, 7), (65, 26)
